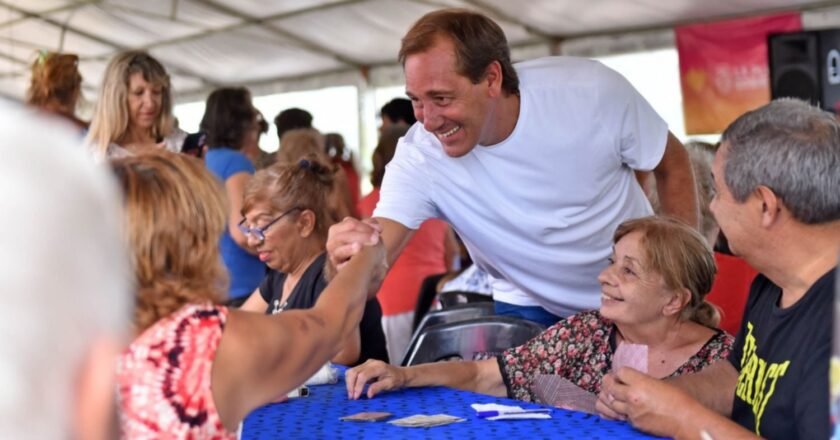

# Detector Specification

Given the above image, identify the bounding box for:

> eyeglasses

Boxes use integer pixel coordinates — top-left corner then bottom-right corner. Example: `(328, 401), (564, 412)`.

(238, 207), (302, 242)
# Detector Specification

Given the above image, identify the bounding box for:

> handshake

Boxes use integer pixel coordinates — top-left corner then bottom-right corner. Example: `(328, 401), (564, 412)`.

(326, 217), (391, 298)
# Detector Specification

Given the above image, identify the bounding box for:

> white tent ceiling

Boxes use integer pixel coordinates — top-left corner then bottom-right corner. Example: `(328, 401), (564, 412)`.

(0, 0), (837, 103)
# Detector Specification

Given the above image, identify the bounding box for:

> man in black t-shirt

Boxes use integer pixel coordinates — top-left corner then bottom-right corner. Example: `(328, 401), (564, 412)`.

(597, 99), (840, 439)
(727, 270), (835, 437)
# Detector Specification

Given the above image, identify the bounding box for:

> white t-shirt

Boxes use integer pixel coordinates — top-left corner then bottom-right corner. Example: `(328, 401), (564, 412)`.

(375, 57), (668, 316)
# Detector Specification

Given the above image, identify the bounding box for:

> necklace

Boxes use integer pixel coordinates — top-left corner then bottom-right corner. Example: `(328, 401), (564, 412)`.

(271, 299), (288, 315)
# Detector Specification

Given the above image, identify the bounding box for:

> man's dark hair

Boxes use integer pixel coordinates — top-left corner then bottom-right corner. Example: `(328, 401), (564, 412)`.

(274, 107), (313, 140)
(380, 98), (416, 125)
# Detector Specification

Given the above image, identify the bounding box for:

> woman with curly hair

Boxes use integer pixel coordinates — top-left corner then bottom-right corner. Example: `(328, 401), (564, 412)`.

(26, 51), (86, 130)
(113, 151), (386, 438)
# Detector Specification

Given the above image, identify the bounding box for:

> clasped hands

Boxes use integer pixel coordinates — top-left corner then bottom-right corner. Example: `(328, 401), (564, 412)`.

(326, 217), (389, 298)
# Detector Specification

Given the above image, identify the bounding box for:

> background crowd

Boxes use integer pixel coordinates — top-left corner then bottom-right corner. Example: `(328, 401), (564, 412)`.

(6, 7), (839, 440)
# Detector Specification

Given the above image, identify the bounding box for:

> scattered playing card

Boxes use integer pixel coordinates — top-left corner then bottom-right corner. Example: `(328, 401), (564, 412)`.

(388, 414), (465, 427)
(613, 342), (648, 373)
(532, 374), (598, 415)
(339, 411), (392, 422)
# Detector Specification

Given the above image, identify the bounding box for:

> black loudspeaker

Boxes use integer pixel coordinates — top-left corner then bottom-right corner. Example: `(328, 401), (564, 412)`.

(769, 30), (840, 113)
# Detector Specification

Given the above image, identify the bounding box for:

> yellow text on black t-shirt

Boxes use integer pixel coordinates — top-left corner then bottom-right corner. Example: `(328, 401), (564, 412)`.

(735, 322), (791, 434)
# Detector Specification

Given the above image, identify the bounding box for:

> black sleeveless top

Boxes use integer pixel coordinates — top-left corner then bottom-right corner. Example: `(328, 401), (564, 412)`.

(258, 252), (389, 365)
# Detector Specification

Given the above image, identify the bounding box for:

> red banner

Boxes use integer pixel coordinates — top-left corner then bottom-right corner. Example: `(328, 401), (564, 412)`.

(676, 13), (802, 134)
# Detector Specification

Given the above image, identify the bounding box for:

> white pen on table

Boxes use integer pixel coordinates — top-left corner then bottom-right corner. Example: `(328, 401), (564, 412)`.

(476, 409), (552, 418)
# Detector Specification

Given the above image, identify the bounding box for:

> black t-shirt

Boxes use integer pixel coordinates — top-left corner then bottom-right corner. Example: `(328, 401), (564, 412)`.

(258, 252), (389, 366)
(728, 268), (835, 439)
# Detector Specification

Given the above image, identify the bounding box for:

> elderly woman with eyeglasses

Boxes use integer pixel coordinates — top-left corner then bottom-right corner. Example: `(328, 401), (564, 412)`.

(239, 156), (389, 366)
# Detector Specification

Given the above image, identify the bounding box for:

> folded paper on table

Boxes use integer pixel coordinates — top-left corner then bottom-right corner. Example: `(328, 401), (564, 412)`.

(389, 414), (465, 427)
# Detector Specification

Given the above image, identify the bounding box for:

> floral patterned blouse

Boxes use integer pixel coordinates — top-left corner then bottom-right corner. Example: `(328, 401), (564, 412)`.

(117, 303), (234, 439)
(497, 310), (733, 402)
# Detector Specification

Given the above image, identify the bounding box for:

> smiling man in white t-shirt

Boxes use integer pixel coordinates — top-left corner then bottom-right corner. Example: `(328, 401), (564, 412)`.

(327, 9), (698, 326)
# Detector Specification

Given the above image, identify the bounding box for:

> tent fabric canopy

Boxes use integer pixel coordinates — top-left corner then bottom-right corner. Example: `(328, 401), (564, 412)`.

(0, 0), (833, 102)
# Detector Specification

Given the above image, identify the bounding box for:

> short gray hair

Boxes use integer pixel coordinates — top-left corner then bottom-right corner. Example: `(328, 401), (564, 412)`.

(721, 98), (840, 224)
(0, 104), (130, 437)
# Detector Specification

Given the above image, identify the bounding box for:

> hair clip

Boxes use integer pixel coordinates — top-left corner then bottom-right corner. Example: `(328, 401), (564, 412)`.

(37, 49), (49, 65)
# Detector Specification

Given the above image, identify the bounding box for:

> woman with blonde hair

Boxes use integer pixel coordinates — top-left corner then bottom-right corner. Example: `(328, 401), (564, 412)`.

(86, 50), (178, 159)
(26, 51), (87, 130)
(113, 150), (386, 438)
(347, 216), (732, 404)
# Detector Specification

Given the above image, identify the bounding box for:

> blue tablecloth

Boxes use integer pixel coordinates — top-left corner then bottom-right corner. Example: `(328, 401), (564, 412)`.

(242, 370), (660, 439)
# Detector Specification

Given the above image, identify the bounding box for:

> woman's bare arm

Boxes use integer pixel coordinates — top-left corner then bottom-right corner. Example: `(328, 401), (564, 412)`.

(211, 245), (385, 429)
(239, 288), (268, 313)
(332, 327), (361, 366)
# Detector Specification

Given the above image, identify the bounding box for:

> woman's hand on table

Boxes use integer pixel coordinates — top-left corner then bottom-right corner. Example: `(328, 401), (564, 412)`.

(346, 359), (407, 400)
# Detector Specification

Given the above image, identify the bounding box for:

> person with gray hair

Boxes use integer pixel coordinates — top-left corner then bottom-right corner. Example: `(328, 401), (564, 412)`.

(598, 98), (840, 440)
(0, 103), (131, 438)
(721, 99), (840, 225)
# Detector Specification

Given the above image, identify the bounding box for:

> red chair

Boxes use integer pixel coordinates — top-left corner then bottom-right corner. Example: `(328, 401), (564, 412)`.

(706, 252), (758, 335)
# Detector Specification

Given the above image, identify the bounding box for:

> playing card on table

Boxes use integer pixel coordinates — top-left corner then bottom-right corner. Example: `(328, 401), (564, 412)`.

(339, 411), (392, 422)
(388, 414), (465, 427)
(532, 374), (598, 415)
(613, 342), (648, 373)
